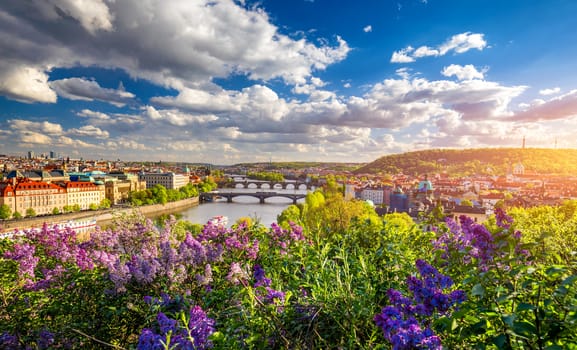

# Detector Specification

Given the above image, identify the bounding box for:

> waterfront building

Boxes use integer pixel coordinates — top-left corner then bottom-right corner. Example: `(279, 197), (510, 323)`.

(139, 172), (189, 190)
(62, 181), (105, 210)
(0, 179), (67, 216)
(104, 172), (146, 204)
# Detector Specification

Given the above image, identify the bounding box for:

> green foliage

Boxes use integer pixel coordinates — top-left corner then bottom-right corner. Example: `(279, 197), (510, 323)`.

(0, 204), (11, 220)
(89, 203), (98, 211)
(2, 196), (577, 349)
(99, 198), (111, 209)
(25, 207), (36, 217)
(12, 211), (22, 219)
(506, 201), (577, 263)
(52, 207), (60, 215)
(354, 148), (577, 176)
(246, 171), (285, 182)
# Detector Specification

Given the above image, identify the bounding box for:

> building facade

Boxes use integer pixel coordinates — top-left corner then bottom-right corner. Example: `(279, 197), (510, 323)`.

(0, 179), (67, 216)
(139, 172), (189, 190)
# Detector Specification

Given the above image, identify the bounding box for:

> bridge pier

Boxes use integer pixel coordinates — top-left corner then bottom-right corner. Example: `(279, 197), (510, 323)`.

(260, 197), (265, 204)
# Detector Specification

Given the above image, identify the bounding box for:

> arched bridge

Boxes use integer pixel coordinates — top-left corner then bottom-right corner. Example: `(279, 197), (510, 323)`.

(220, 178), (315, 190)
(200, 191), (306, 204)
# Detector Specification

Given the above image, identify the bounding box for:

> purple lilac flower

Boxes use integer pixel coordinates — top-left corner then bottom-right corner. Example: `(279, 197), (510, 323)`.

(0, 332), (19, 349)
(434, 209), (528, 271)
(226, 262), (248, 285)
(253, 264), (271, 287)
(187, 305), (216, 348)
(136, 305), (215, 350)
(265, 287), (286, 304)
(4, 243), (39, 279)
(37, 329), (55, 349)
(374, 260), (465, 349)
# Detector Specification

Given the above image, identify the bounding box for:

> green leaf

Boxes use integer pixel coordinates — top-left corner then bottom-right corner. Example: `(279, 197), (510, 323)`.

(502, 314), (516, 327)
(492, 334), (508, 349)
(516, 303), (536, 312)
(512, 321), (537, 337)
(472, 283), (485, 298)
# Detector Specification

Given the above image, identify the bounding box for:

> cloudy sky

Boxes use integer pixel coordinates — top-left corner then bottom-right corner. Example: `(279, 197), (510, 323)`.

(1, 0), (577, 164)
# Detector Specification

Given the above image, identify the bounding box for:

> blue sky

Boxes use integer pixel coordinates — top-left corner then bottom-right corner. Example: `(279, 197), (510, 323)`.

(1, 0), (577, 164)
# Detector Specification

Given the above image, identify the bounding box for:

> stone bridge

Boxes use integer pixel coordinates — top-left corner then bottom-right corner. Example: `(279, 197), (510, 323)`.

(220, 179), (314, 190)
(200, 191), (306, 204)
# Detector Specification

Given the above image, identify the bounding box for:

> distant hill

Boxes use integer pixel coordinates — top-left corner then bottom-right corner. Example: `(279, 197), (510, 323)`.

(353, 148), (577, 177)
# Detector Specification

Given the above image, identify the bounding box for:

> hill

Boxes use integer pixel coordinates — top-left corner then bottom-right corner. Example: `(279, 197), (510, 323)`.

(353, 148), (577, 177)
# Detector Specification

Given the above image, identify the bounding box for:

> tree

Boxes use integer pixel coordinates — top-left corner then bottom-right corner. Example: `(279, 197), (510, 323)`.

(0, 204), (11, 220)
(460, 199), (474, 207)
(13, 211), (22, 219)
(26, 208), (36, 217)
(89, 203), (98, 211)
(99, 198), (111, 209)
(150, 184), (168, 204)
(52, 207), (60, 215)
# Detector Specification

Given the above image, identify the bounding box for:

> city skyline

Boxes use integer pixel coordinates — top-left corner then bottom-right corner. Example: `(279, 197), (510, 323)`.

(1, 0), (577, 164)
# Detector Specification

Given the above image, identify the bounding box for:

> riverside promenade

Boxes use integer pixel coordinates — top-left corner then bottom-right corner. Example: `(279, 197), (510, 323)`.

(0, 197), (199, 233)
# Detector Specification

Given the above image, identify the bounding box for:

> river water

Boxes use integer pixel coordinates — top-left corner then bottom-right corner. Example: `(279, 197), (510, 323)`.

(174, 188), (308, 227)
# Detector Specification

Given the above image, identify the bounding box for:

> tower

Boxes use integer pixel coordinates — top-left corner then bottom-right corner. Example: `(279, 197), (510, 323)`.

(522, 136), (526, 149)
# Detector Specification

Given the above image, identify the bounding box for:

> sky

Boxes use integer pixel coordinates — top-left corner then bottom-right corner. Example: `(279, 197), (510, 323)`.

(1, 0), (577, 165)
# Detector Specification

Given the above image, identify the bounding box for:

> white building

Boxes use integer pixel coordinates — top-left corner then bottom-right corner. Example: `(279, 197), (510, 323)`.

(360, 187), (386, 205)
(139, 172), (189, 190)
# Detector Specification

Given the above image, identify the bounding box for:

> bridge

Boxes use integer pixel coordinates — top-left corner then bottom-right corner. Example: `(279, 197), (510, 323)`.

(200, 191), (306, 204)
(220, 179), (315, 190)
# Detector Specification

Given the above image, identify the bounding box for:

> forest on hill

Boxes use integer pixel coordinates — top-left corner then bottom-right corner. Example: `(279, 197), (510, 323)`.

(353, 148), (577, 177)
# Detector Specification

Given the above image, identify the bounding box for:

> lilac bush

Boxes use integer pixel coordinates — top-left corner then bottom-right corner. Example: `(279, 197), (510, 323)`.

(374, 260), (466, 350)
(137, 300), (215, 350)
(433, 208), (528, 272)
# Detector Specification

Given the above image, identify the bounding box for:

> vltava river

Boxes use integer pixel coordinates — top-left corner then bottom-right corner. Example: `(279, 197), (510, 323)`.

(174, 188), (308, 227)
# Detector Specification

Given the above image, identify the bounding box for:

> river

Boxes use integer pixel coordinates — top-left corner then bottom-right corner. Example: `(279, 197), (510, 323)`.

(174, 188), (309, 227)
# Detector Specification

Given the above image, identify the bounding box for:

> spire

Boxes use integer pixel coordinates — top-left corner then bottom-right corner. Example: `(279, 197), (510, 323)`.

(522, 136), (526, 149)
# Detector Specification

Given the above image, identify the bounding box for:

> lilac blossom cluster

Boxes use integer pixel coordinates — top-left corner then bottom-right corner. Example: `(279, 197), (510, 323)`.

(137, 294), (215, 350)
(253, 264), (286, 309)
(0, 329), (55, 349)
(3, 214), (306, 295)
(86, 217), (267, 293)
(433, 209), (527, 271)
(3, 224), (95, 290)
(374, 260), (466, 350)
(268, 222), (307, 254)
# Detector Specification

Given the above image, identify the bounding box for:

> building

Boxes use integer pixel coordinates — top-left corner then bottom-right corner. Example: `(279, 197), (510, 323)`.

(389, 187), (409, 212)
(450, 205), (488, 223)
(139, 172), (189, 190)
(62, 181), (105, 210)
(0, 179), (67, 216)
(104, 172), (146, 204)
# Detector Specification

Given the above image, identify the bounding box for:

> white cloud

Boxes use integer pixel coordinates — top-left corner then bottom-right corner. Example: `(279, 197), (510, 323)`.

(413, 46), (439, 58)
(32, 0), (113, 34)
(391, 32), (487, 63)
(539, 87), (561, 96)
(439, 32), (487, 55)
(363, 25), (372, 33)
(0, 63), (57, 103)
(51, 77), (135, 107)
(0, 0), (351, 103)
(11, 119), (63, 135)
(441, 64), (485, 81)
(390, 46), (415, 63)
(68, 125), (110, 139)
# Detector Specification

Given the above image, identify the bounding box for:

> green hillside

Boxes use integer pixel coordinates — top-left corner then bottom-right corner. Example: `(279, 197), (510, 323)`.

(353, 148), (577, 177)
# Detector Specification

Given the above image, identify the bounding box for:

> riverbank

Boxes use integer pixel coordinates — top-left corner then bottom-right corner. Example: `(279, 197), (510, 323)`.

(0, 197), (199, 233)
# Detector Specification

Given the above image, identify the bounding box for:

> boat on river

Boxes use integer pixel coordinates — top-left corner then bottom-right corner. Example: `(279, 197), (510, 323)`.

(0, 218), (97, 239)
